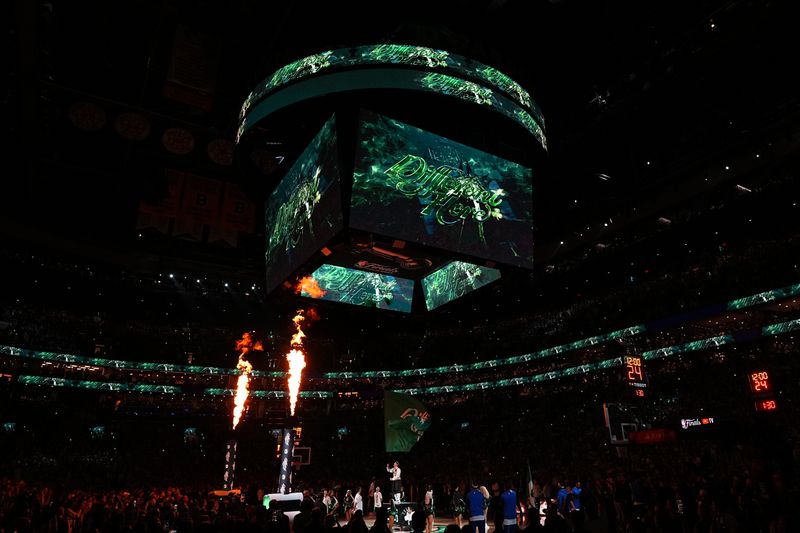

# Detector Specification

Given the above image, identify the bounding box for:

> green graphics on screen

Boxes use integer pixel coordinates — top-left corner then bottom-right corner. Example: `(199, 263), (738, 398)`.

(727, 283), (800, 310)
(264, 115), (342, 292)
(422, 261), (501, 310)
(351, 111), (533, 268)
(301, 264), (414, 313)
(416, 72), (494, 106)
(239, 45), (543, 127)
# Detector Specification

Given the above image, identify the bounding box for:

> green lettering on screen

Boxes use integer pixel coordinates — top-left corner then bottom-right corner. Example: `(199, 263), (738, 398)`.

(386, 154), (505, 227)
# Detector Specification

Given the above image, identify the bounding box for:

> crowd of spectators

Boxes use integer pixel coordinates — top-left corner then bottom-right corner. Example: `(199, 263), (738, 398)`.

(1, 461), (796, 533)
(2, 328), (799, 531)
(1, 219), (799, 378)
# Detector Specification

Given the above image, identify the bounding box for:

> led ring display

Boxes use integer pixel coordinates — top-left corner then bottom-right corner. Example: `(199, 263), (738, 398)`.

(239, 44), (544, 128)
(237, 49), (546, 151)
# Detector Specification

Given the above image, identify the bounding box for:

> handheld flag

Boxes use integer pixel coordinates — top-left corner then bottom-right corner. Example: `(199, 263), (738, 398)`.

(525, 460), (534, 505)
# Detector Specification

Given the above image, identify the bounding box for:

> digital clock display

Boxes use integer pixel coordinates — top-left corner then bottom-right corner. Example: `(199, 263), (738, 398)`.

(748, 371), (771, 394)
(625, 356), (647, 398)
(754, 399), (778, 412)
(625, 356), (646, 385)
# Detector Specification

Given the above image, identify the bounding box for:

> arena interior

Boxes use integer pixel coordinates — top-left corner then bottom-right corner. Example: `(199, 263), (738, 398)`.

(2, 1), (799, 532)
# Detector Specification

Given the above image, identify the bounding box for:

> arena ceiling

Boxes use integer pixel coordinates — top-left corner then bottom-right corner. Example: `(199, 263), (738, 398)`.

(3, 0), (797, 328)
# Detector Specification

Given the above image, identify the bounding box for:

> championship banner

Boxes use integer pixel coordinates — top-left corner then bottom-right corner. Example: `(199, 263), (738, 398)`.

(163, 25), (220, 111)
(384, 390), (431, 452)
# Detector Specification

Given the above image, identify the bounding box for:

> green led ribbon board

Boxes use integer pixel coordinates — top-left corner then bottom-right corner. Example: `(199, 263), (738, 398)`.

(422, 261), (502, 311)
(264, 115), (343, 292)
(351, 111), (533, 268)
(301, 264), (414, 313)
(237, 45), (546, 151)
(240, 44), (544, 133)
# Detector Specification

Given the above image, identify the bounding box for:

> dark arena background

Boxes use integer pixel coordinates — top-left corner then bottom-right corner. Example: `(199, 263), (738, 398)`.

(2, 1), (799, 532)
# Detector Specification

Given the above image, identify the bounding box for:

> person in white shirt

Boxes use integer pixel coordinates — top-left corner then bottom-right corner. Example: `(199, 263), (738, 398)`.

(374, 486), (383, 514)
(386, 461), (402, 502)
(354, 487), (364, 513)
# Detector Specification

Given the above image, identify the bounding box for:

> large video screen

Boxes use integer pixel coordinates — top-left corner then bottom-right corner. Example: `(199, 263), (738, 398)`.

(264, 115), (343, 292)
(422, 261), (501, 311)
(350, 111), (533, 268)
(300, 264), (414, 313)
(240, 44), (544, 128)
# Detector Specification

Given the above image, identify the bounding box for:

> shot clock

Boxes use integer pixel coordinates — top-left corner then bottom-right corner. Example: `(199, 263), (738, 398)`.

(747, 371), (771, 393)
(748, 369), (777, 412)
(625, 356), (647, 398)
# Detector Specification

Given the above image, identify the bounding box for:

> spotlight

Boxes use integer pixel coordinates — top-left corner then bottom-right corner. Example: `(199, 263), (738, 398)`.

(169, 274), (174, 279)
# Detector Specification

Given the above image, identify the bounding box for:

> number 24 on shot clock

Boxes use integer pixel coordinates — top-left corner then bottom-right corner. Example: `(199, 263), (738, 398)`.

(748, 371), (771, 393)
(625, 356), (645, 384)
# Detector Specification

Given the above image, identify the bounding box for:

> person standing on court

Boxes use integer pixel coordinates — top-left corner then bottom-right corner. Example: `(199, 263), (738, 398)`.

(354, 487), (364, 514)
(386, 462), (402, 503)
(374, 486), (383, 516)
(467, 481), (488, 533)
(501, 481), (518, 533)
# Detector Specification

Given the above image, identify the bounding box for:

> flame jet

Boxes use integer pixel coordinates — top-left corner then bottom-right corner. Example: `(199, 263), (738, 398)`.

(232, 332), (262, 429)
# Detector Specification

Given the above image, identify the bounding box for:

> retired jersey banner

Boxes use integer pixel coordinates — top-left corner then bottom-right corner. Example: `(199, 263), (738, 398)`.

(220, 182), (255, 233)
(384, 390), (431, 452)
(179, 174), (222, 225)
(175, 174), (222, 239)
(137, 169), (184, 234)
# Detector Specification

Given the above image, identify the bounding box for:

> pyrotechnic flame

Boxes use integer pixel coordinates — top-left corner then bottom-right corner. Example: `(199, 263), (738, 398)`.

(295, 276), (327, 298)
(285, 310), (312, 416)
(235, 332), (263, 354)
(286, 348), (306, 416)
(291, 313), (306, 346)
(232, 358), (252, 429)
(231, 332), (261, 429)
